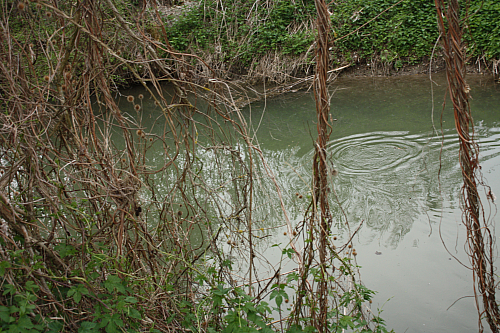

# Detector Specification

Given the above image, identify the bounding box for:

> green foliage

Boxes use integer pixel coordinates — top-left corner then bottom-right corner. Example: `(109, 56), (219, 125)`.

(269, 283), (288, 309)
(67, 284), (89, 304)
(209, 285), (273, 333)
(75, 275), (143, 333)
(0, 243), (144, 333)
(465, 0), (500, 59)
(331, 0), (500, 64)
(165, 0), (316, 65)
(0, 281), (63, 332)
(166, 0), (500, 73)
(330, 0), (439, 64)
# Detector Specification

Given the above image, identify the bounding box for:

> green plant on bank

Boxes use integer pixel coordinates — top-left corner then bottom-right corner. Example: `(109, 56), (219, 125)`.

(2, 210), (389, 333)
(0, 240), (146, 333)
(165, 0), (500, 74)
(329, 0), (440, 66)
(290, 262), (391, 333)
(331, 0), (500, 65)
(76, 275), (142, 333)
(208, 284), (273, 333)
(150, 242), (392, 333)
(0, 280), (63, 332)
(165, 0), (317, 66)
(464, 0), (500, 60)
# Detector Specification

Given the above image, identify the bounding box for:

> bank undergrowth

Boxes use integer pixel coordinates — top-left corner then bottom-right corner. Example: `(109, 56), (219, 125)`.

(164, 0), (500, 81)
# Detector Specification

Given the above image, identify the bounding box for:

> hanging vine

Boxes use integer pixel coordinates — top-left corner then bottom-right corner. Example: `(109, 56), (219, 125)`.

(312, 0), (333, 330)
(434, 0), (500, 331)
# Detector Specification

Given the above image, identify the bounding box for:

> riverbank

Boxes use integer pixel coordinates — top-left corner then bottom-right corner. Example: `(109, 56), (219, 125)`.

(1, 2), (498, 332)
(339, 56), (499, 78)
(152, 0), (500, 85)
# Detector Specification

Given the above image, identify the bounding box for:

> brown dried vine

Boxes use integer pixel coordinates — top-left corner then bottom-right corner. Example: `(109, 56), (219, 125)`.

(312, 0), (332, 330)
(289, 1), (376, 332)
(0, 1), (387, 332)
(434, 0), (500, 331)
(0, 0), (256, 331)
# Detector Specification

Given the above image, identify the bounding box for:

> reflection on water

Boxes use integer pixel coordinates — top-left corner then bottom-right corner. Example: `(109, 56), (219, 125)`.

(246, 73), (499, 240)
(118, 73), (500, 332)
(324, 130), (462, 248)
(245, 73), (500, 332)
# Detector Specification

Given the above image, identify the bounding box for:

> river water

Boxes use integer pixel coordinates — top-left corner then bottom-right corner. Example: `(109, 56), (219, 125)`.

(118, 73), (500, 332)
(245, 73), (500, 332)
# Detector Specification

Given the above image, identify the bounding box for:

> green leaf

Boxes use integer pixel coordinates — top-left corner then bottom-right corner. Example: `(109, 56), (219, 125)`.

(2, 284), (16, 296)
(78, 321), (99, 333)
(8, 306), (19, 315)
(282, 248), (295, 259)
(286, 272), (299, 283)
(0, 261), (11, 276)
(17, 314), (34, 329)
(124, 296), (137, 304)
(269, 287), (288, 308)
(73, 292), (82, 304)
(194, 274), (207, 285)
(275, 294), (283, 308)
(47, 320), (64, 332)
(68, 284), (89, 304)
(25, 281), (39, 293)
(211, 285), (231, 296)
(127, 308), (142, 320)
(105, 321), (119, 333)
(339, 315), (355, 329)
(104, 275), (126, 294)
(303, 326), (317, 333)
(287, 324), (304, 333)
(0, 306), (12, 323)
(110, 313), (124, 327)
(54, 244), (77, 258)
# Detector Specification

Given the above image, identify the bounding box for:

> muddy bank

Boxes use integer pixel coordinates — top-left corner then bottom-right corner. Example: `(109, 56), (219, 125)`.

(165, 54), (498, 88)
(339, 56), (498, 78)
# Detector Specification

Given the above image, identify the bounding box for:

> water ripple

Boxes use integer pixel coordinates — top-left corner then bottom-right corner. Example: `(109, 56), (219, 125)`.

(317, 130), (464, 247)
(328, 131), (426, 175)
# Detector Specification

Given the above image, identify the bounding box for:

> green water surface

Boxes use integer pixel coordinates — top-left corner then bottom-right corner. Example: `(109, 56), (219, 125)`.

(117, 73), (500, 332)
